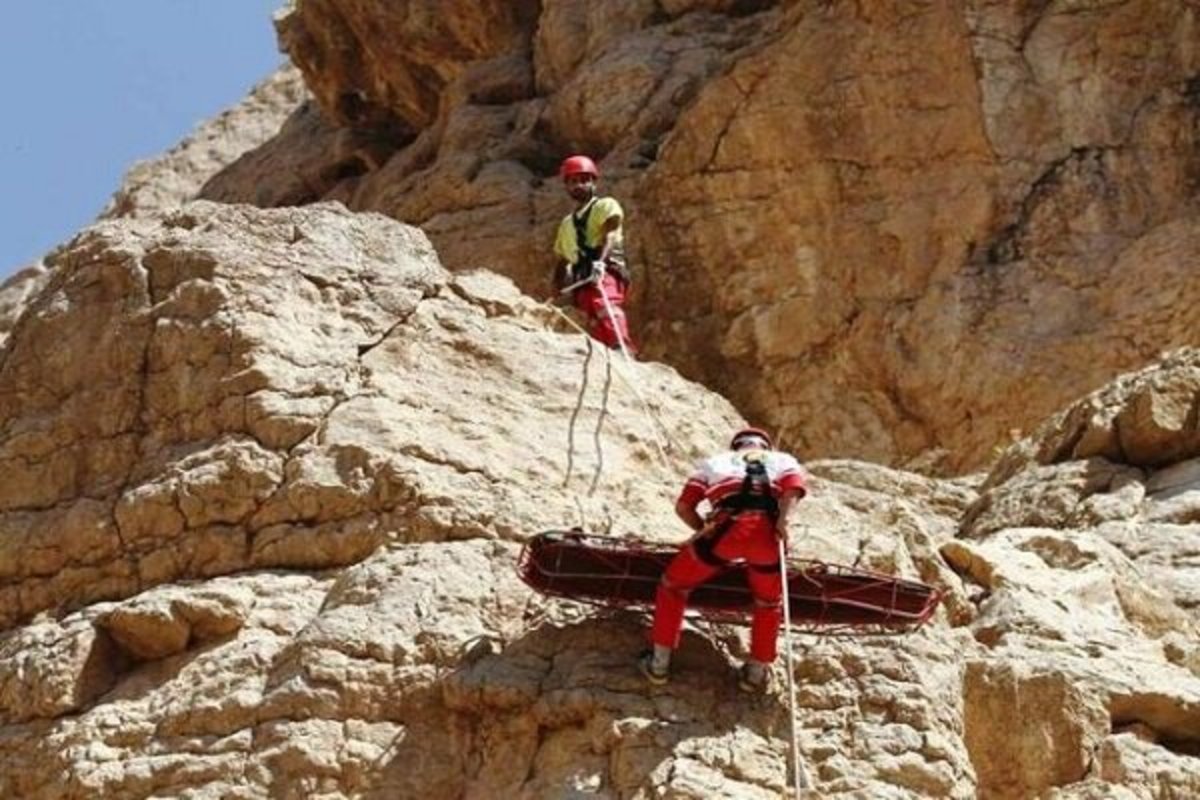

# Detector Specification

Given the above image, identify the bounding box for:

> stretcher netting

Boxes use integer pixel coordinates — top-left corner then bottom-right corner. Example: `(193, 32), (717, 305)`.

(518, 530), (942, 633)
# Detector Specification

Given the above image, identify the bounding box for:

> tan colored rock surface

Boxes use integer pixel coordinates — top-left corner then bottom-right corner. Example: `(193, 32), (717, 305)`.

(196, 1), (1200, 472)
(968, 348), (1200, 619)
(1, 201), (1199, 796)
(96, 583), (250, 661)
(0, 200), (737, 631)
(945, 353), (1200, 796)
(1, 2), (1198, 794)
(963, 661), (1109, 799)
(0, 261), (49, 350)
(941, 525), (1200, 799)
(0, 616), (125, 726)
(1, 66), (307, 386)
(101, 66), (308, 221)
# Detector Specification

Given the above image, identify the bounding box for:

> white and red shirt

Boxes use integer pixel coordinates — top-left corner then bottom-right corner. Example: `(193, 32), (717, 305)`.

(677, 449), (808, 510)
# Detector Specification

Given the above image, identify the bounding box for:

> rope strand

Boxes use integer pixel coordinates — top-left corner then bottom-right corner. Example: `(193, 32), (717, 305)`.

(563, 336), (594, 490)
(541, 297), (679, 470)
(588, 353), (613, 496)
(544, 286), (681, 544)
(778, 538), (812, 796)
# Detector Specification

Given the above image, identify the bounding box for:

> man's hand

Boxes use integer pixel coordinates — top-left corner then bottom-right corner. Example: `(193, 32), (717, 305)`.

(775, 489), (801, 542)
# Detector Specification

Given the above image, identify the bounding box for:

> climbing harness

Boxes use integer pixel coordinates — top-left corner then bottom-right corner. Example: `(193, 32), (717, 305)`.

(568, 197), (630, 286)
(718, 453), (779, 516)
(570, 198), (601, 280)
(692, 453), (780, 568)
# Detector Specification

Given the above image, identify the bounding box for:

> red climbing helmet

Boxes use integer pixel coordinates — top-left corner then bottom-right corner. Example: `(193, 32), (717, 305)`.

(731, 427), (772, 450)
(560, 154), (599, 180)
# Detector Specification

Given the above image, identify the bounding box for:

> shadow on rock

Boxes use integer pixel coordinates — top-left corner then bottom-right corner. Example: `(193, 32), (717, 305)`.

(356, 611), (795, 798)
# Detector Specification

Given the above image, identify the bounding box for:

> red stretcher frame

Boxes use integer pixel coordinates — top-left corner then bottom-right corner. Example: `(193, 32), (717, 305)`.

(518, 530), (943, 635)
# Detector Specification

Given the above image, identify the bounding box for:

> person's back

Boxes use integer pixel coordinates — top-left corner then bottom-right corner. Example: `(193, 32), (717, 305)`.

(687, 448), (803, 508)
(641, 427), (808, 691)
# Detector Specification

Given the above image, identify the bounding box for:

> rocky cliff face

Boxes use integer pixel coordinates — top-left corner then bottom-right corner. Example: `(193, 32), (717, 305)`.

(2, 3), (1200, 798)
(0, 201), (1197, 798)
(199, 0), (1200, 472)
(0, 65), (307, 350)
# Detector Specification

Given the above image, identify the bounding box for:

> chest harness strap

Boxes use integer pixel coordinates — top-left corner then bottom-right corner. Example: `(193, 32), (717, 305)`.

(692, 454), (780, 568)
(570, 198), (629, 285)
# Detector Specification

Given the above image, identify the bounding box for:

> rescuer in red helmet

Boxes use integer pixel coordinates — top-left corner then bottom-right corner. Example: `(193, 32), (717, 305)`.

(553, 155), (636, 355)
(639, 427), (808, 692)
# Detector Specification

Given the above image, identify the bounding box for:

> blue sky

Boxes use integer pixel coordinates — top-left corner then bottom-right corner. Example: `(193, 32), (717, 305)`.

(0, 2), (285, 279)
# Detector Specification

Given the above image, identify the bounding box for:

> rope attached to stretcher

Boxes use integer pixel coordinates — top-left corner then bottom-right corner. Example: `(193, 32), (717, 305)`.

(541, 291), (677, 472)
(560, 331), (615, 504)
(563, 336), (593, 491)
(589, 356), (613, 496)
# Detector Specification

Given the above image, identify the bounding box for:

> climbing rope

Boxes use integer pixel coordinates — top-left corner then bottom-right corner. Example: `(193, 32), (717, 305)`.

(778, 537), (812, 796)
(543, 283), (670, 535)
(595, 281), (674, 465)
(543, 288), (816, 795)
(541, 282), (678, 470)
(563, 335), (594, 491)
(560, 331), (615, 502)
(589, 355), (613, 497)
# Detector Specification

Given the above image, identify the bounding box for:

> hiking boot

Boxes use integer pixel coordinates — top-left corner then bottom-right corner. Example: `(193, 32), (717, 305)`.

(738, 662), (770, 694)
(637, 650), (670, 686)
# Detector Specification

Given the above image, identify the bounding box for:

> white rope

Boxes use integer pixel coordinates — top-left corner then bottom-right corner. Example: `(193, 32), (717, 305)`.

(778, 536), (811, 797)
(563, 335), (594, 490)
(544, 272), (678, 543)
(588, 354), (613, 496)
(545, 276), (677, 470)
(592, 279), (673, 467)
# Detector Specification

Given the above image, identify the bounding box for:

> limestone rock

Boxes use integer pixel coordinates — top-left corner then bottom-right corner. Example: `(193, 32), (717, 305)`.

(933, 351), (1200, 796)
(197, 0), (1200, 472)
(274, 0), (537, 133)
(101, 66), (308, 221)
(967, 350), (1200, 624)
(1102, 520), (1200, 622)
(200, 98), (347, 208)
(0, 199), (990, 794)
(0, 200), (743, 632)
(2, 197), (1200, 795)
(1145, 458), (1200, 524)
(0, 617), (125, 725)
(96, 584), (250, 661)
(1083, 732), (1200, 798)
(942, 526), (1200, 798)
(963, 661), (1109, 800)
(991, 349), (1200, 482)
(0, 261), (49, 350)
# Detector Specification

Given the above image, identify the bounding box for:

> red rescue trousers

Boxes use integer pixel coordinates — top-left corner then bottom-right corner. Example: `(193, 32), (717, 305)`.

(573, 272), (635, 353)
(650, 514), (783, 663)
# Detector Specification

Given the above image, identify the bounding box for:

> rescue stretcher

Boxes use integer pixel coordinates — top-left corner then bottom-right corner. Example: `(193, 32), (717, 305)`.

(518, 530), (942, 634)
